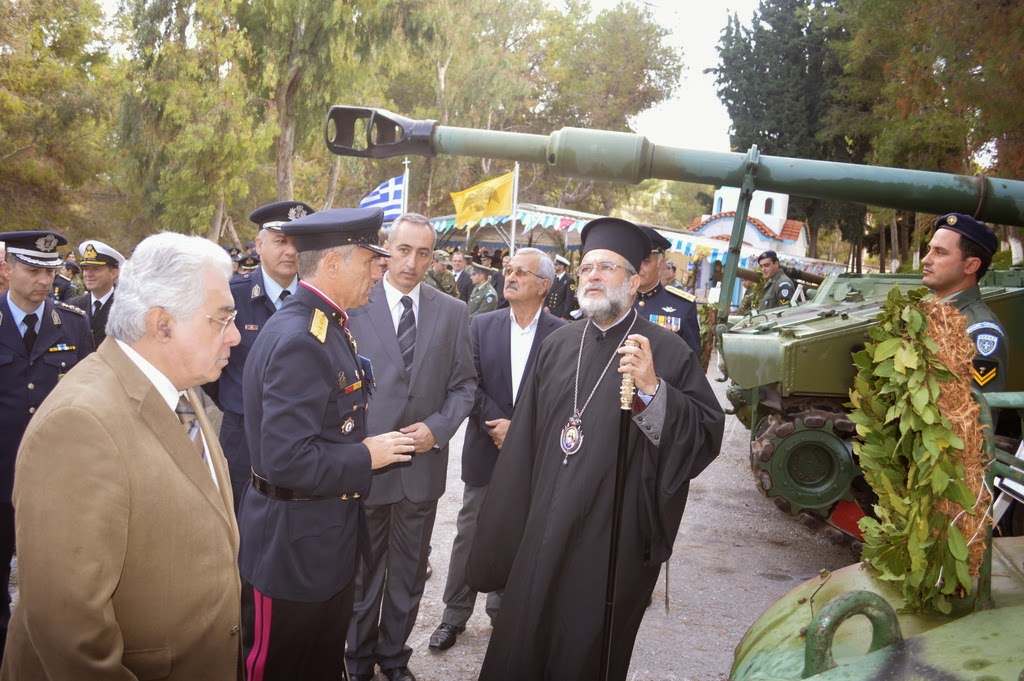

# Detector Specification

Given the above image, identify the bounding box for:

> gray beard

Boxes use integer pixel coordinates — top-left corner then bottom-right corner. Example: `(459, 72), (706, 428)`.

(577, 278), (633, 326)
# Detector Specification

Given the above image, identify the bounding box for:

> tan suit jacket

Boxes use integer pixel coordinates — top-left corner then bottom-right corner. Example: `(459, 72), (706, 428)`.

(1, 339), (241, 681)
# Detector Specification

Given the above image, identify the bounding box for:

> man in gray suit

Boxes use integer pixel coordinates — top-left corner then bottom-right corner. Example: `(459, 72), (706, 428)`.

(346, 213), (477, 681)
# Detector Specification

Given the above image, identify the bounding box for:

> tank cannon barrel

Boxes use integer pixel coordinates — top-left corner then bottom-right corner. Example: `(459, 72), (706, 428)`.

(326, 106), (1024, 226)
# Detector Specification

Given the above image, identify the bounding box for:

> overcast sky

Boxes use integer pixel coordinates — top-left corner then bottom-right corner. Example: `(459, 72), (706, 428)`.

(588, 0), (761, 152)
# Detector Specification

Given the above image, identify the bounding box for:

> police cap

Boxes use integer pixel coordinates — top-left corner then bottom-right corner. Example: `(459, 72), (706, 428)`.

(239, 254), (260, 271)
(638, 225), (672, 253)
(580, 217), (651, 272)
(935, 213), (998, 256)
(79, 240), (126, 268)
(249, 200), (315, 231)
(0, 230), (67, 269)
(282, 207), (389, 257)
(64, 259), (81, 273)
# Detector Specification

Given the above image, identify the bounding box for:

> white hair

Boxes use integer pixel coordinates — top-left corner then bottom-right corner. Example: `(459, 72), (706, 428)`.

(107, 232), (232, 343)
(516, 248), (554, 282)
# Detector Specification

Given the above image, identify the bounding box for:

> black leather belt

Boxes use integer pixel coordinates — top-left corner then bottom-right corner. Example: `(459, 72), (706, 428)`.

(250, 473), (361, 502)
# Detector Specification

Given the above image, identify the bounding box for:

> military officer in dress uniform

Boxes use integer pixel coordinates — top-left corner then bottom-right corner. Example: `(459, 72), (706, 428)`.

(756, 250), (794, 311)
(424, 249), (458, 297)
(922, 213), (1008, 393)
(203, 199), (312, 512)
(238, 254), (261, 274)
(51, 259), (79, 302)
(0, 230), (92, 660)
(545, 254), (575, 319)
(237, 208), (415, 681)
(633, 226), (702, 358)
(466, 263), (499, 318)
(67, 239), (125, 349)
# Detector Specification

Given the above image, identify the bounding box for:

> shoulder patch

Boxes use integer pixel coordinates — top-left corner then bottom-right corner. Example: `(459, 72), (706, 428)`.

(310, 308), (329, 343)
(665, 286), (695, 302)
(975, 333), (999, 357)
(967, 321), (1005, 336)
(55, 301), (87, 316)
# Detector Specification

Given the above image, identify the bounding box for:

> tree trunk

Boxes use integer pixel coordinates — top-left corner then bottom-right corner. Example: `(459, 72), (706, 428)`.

(274, 38), (303, 201)
(323, 157), (341, 210)
(208, 190), (225, 241)
(911, 212), (923, 269)
(807, 222), (818, 259)
(898, 211), (911, 266)
(889, 216), (900, 274)
(225, 215), (242, 251)
(878, 223), (886, 274)
(1009, 225), (1023, 265)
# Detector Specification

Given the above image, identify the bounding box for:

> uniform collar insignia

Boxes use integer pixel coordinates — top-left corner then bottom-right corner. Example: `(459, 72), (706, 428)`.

(663, 306), (676, 313)
(52, 309), (61, 325)
(251, 284), (261, 299)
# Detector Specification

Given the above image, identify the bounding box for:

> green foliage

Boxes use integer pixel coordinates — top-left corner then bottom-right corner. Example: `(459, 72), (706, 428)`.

(848, 285), (975, 613)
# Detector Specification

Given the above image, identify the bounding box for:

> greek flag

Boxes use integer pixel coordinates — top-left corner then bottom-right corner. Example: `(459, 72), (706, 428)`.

(359, 174), (405, 221)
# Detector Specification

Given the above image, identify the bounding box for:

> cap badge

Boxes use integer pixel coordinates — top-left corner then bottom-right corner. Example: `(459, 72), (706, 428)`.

(83, 244), (98, 259)
(288, 205), (307, 220)
(947, 215), (958, 225)
(36, 234), (58, 252)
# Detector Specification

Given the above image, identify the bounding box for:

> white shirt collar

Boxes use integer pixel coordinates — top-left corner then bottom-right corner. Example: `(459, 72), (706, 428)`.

(383, 275), (421, 313)
(510, 305), (542, 332)
(116, 339), (181, 412)
(91, 288), (114, 307)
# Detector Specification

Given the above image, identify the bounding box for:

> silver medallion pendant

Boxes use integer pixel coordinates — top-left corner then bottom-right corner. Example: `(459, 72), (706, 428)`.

(560, 413), (584, 463)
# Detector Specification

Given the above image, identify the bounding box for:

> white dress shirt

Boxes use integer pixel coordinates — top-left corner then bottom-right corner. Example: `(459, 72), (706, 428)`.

(383, 276), (422, 333)
(510, 306), (542, 404)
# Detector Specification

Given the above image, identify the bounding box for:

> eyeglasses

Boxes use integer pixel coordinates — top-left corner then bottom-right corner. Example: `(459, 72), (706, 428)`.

(205, 310), (239, 336)
(503, 266), (542, 279)
(577, 262), (628, 277)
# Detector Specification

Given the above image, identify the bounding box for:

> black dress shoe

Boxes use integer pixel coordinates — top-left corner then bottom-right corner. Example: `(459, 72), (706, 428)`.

(381, 666), (417, 681)
(428, 622), (465, 651)
(348, 673), (375, 681)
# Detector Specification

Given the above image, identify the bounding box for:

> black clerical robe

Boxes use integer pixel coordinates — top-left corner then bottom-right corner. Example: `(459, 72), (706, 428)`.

(467, 312), (725, 681)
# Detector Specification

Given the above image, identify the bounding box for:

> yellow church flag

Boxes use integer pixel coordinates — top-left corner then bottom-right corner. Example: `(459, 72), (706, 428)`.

(450, 171), (515, 228)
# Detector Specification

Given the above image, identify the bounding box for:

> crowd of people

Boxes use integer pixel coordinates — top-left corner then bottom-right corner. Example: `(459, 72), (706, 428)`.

(0, 206), (1009, 680)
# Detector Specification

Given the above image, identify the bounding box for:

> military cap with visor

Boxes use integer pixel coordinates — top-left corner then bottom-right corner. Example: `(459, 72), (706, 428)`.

(0, 230), (68, 269)
(79, 240), (126, 268)
(249, 200), (316, 232)
(638, 225), (672, 253)
(934, 213), (998, 256)
(580, 217), (652, 272)
(282, 207), (390, 257)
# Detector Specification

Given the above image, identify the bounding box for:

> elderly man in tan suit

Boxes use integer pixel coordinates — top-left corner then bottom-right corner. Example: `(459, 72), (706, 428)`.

(1, 232), (243, 680)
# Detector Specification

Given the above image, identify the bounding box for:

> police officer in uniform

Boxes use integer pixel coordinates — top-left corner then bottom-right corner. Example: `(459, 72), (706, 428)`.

(424, 249), (458, 297)
(0, 230), (92, 659)
(756, 250), (794, 311)
(51, 259), (79, 302)
(545, 254), (575, 319)
(466, 263), (498, 318)
(238, 254), (261, 274)
(633, 226), (702, 358)
(204, 200), (312, 512)
(67, 239), (126, 349)
(922, 213), (1008, 393)
(237, 208), (414, 681)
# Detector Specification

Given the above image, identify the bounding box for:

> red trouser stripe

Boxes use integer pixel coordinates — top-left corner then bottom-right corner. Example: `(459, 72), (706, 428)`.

(246, 586), (273, 681)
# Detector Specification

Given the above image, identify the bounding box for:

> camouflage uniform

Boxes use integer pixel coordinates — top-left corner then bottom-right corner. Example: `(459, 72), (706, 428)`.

(424, 268), (459, 297)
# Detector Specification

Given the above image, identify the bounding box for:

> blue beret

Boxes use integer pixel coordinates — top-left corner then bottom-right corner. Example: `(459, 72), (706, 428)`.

(580, 217), (651, 272)
(935, 213), (998, 256)
(249, 200), (315, 231)
(0, 230), (67, 269)
(639, 225), (672, 253)
(282, 207), (389, 256)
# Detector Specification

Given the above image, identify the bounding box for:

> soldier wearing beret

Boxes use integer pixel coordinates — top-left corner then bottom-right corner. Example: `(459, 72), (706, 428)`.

(633, 226), (701, 358)
(203, 200), (312, 512)
(756, 250), (794, 311)
(0, 230), (92, 657)
(423, 249), (458, 297)
(67, 239), (126, 349)
(922, 213), (1008, 392)
(466, 263), (499, 318)
(51, 258), (80, 302)
(237, 207), (415, 681)
(545, 253), (576, 320)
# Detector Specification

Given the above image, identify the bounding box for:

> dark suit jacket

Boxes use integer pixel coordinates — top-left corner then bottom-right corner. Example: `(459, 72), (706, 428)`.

(463, 308), (565, 487)
(455, 269), (474, 303)
(2, 340), (240, 680)
(348, 281), (476, 505)
(67, 290), (113, 349)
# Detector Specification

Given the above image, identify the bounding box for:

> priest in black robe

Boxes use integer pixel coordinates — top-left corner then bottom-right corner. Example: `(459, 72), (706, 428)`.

(467, 217), (725, 681)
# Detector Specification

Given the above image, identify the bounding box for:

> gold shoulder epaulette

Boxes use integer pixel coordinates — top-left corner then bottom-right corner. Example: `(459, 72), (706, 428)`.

(666, 286), (695, 302)
(310, 308), (329, 343)
(55, 301), (87, 316)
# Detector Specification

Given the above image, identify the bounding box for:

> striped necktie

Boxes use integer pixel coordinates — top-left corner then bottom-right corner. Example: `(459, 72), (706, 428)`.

(397, 295), (416, 372)
(174, 395), (206, 462)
